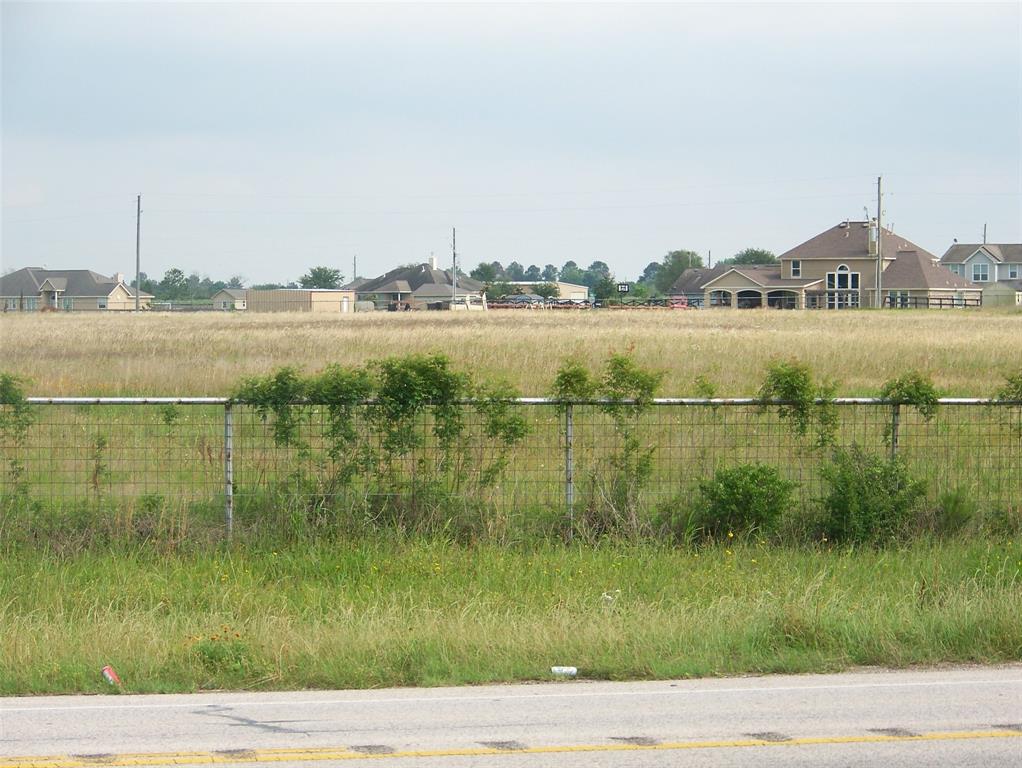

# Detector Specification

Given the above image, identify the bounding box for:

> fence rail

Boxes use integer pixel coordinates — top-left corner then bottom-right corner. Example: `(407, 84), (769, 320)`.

(3, 397), (1021, 541)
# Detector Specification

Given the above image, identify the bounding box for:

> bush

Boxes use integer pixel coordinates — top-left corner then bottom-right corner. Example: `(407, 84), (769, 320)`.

(688, 463), (796, 540)
(819, 445), (926, 545)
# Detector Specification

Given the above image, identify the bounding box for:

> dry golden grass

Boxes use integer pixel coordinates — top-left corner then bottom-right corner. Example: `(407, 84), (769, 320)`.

(2, 307), (1020, 396)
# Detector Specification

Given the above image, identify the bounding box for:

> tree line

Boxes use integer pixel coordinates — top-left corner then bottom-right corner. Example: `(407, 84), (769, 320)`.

(135, 249), (776, 302)
(473, 248), (777, 299)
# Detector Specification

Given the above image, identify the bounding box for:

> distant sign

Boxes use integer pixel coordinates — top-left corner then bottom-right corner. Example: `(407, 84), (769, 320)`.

(617, 283), (630, 293)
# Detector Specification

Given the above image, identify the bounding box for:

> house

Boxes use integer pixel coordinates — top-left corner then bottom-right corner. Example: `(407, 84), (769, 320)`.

(698, 265), (824, 308)
(939, 243), (1022, 306)
(879, 250), (982, 308)
(357, 259), (486, 310)
(682, 220), (970, 309)
(210, 288), (247, 311)
(668, 264), (729, 307)
(0, 267), (152, 311)
(502, 281), (589, 301)
(245, 288), (355, 313)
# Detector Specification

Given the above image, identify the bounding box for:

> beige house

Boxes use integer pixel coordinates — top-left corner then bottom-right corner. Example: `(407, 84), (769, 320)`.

(210, 288), (248, 311)
(245, 288), (355, 313)
(685, 221), (975, 309)
(504, 281), (589, 301)
(0, 267), (152, 311)
(357, 261), (486, 310)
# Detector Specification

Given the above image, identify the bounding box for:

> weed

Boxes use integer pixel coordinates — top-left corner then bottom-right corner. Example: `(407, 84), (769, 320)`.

(819, 445), (927, 545)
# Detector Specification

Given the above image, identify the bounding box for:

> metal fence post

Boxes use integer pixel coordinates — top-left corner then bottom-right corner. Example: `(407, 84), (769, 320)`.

(224, 402), (234, 539)
(564, 402), (574, 541)
(890, 402), (900, 460)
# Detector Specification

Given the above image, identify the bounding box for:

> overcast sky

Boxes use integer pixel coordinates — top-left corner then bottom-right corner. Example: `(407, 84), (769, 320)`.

(2, 1), (1020, 285)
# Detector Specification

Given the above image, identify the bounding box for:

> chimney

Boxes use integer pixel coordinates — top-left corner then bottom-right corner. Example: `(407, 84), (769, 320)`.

(112, 272), (125, 284)
(868, 218), (878, 256)
(429, 253), (438, 270)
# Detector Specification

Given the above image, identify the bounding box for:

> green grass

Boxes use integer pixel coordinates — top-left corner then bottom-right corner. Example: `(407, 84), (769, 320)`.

(2, 539), (1019, 695)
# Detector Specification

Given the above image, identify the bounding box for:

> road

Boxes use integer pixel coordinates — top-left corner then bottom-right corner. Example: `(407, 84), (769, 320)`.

(2, 667), (1020, 767)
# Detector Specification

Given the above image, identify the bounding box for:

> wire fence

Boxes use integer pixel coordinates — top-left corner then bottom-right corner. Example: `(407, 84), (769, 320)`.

(2, 397), (1020, 542)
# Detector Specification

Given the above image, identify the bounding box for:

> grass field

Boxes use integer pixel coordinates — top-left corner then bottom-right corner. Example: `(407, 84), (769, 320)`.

(2, 307), (1021, 396)
(2, 539), (1020, 694)
(2, 308), (1021, 695)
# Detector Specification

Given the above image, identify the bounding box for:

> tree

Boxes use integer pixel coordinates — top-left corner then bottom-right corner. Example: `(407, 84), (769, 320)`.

(724, 248), (778, 266)
(560, 260), (586, 285)
(653, 250), (703, 295)
(534, 282), (560, 300)
(630, 282), (651, 299)
(592, 275), (618, 301)
(131, 272), (158, 295)
(227, 275), (245, 289)
(299, 266), (343, 289)
(505, 261), (526, 281)
(251, 283), (283, 290)
(489, 281), (520, 298)
(470, 262), (499, 283)
(523, 264), (542, 281)
(158, 268), (187, 300)
(541, 264), (559, 282)
(637, 261), (660, 285)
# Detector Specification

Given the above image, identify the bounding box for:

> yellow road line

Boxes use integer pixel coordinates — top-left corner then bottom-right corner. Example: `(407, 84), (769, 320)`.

(2, 730), (1020, 767)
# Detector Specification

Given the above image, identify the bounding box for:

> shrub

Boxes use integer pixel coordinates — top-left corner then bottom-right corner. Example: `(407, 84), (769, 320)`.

(689, 463), (796, 540)
(819, 445), (926, 545)
(758, 360), (838, 448)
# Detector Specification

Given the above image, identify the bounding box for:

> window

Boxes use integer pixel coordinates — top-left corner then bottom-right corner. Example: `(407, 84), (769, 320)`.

(1009, 264), (1020, 280)
(98, 298), (108, 309)
(888, 290), (909, 308)
(62, 297), (74, 311)
(971, 263), (989, 282)
(949, 264), (961, 276)
(826, 264), (860, 308)
(4, 298), (17, 311)
(791, 260), (801, 278)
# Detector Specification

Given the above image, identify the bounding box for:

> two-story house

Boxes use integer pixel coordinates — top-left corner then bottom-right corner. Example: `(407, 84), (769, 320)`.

(688, 221), (977, 309)
(939, 243), (1022, 307)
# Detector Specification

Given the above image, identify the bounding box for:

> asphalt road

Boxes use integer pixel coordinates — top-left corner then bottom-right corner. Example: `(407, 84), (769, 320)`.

(2, 667), (1020, 767)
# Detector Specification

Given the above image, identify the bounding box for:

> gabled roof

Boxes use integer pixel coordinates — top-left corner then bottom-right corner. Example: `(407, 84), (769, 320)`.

(668, 264), (730, 294)
(357, 264), (484, 295)
(214, 288), (247, 299)
(780, 221), (936, 263)
(672, 264), (821, 292)
(702, 265), (823, 290)
(882, 251), (980, 291)
(0, 267), (152, 298)
(940, 243), (1022, 264)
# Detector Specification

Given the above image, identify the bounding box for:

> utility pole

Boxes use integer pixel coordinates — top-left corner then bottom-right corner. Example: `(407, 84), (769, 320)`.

(983, 223), (987, 244)
(452, 227), (457, 303)
(875, 176), (883, 309)
(135, 194), (142, 313)
(353, 254), (357, 284)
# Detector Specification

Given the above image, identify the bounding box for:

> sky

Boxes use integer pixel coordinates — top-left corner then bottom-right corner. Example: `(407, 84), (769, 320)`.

(2, 1), (1020, 285)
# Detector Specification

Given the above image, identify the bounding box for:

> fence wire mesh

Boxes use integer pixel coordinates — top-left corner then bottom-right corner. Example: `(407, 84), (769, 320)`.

(2, 398), (1020, 541)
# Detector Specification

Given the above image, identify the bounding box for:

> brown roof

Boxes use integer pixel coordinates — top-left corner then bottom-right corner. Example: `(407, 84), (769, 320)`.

(668, 264), (729, 294)
(940, 243), (1022, 264)
(780, 221), (936, 263)
(0, 267), (152, 298)
(882, 251), (980, 291)
(723, 266), (823, 288)
(357, 264), (484, 296)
